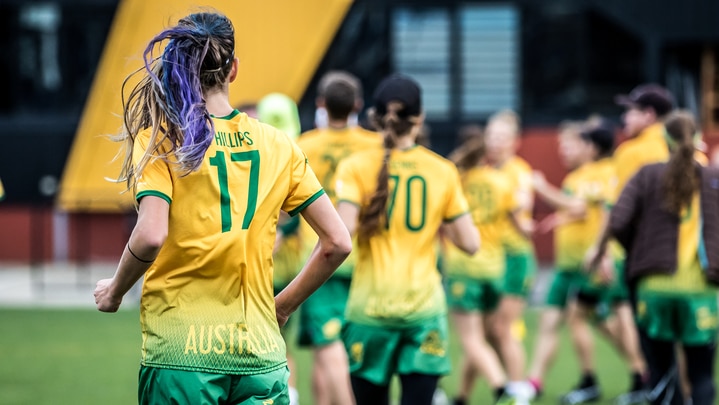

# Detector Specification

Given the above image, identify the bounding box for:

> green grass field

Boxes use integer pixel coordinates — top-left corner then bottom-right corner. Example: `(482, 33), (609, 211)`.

(0, 307), (668, 405)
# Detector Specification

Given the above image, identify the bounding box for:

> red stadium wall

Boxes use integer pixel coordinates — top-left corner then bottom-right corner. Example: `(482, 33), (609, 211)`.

(2, 127), (718, 264)
(0, 208), (129, 263)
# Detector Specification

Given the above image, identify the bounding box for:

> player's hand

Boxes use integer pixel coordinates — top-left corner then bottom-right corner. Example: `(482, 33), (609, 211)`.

(596, 253), (615, 284)
(94, 278), (123, 312)
(583, 246), (604, 273)
(531, 170), (548, 190)
(275, 306), (290, 328)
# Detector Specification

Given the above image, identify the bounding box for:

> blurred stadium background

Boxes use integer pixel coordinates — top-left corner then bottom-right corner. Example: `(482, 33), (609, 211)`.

(2, 0), (719, 264)
(1, 0), (719, 403)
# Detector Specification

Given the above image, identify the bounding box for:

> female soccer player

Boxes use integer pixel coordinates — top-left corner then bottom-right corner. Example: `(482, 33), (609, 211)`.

(335, 74), (479, 405)
(444, 130), (528, 405)
(297, 71), (382, 405)
(591, 111), (719, 405)
(484, 111), (536, 394)
(93, 12), (351, 405)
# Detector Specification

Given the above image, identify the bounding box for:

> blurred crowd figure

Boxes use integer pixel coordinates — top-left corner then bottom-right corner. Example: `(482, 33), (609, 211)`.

(95, 11), (718, 403)
(256, 77), (718, 405)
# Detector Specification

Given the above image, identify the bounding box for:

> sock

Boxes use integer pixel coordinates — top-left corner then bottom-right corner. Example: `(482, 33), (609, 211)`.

(631, 371), (645, 391)
(288, 386), (299, 405)
(528, 378), (543, 393)
(494, 386), (507, 400)
(453, 397), (467, 405)
(579, 372), (597, 388)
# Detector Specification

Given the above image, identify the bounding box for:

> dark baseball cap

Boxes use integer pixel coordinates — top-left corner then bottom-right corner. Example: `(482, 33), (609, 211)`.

(580, 119), (615, 154)
(615, 84), (675, 117)
(373, 74), (422, 118)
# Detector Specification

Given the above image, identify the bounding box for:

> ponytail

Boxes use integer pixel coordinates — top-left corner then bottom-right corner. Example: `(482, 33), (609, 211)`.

(117, 12), (235, 192)
(357, 104), (416, 241)
(663, 111), (699, 214)
(449, 125), (485, 171)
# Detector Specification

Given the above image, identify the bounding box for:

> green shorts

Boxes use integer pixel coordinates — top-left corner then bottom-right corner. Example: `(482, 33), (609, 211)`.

(545, 270), (587, 309)
(503, 251), (537, 298)
(605, 260), (630, 303)
(298, 276), (350, 347)
(138, 365), (289, 405)
(636, 291), (719, 345)
(342, 315), (451, 386)
(446, 275), (502, 312)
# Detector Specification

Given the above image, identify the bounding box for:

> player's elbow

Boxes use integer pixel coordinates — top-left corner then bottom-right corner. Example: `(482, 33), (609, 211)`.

(133, 227), (167, 255)
(460, 233), (480, 256)
(322, 228), (353, 261)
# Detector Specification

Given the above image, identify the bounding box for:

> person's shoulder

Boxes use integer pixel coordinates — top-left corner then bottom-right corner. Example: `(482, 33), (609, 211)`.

(415, 147), (460, 174)
(297, 128), (324, 145)
(509, 156), (532, 171)
(341, 148), (381, 170)
(351, 127), (383, 141)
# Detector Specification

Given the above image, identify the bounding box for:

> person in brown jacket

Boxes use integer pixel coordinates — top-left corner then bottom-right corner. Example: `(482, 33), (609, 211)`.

(590, 111), (719, 405)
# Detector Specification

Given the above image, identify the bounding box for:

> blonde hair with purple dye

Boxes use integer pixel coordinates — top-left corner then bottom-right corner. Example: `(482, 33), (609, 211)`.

(118, 12), (235, 192)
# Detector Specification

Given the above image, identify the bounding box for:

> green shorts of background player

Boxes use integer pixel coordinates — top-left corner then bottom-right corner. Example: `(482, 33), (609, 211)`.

(343, 315), (452, 404)
(138, 365), (290, 405)
(297, 276), (353, 405)
(298, 276), (350, 347)
(502, 250), (537, 298)
(636, 290), (718, 405)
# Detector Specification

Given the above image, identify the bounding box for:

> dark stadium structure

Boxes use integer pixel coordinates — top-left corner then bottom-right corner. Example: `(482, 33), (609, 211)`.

(1, 0), (718, 262)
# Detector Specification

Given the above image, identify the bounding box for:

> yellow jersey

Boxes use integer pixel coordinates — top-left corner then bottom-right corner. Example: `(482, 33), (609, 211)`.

(0, 177), (4, 200)
(613, 123), (669, 200)
(336, 146), (469, 327)
(443, 166), (516, 279)
(297, 126), (382, 277)
(134, 110), (324, 374)
(555, 158), (616, 271)
(496, 156), (534, 254)
(641, 193), (712, 293)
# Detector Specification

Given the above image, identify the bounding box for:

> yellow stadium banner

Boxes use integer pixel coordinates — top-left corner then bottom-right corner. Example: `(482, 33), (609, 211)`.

(58, 0), (352, 212)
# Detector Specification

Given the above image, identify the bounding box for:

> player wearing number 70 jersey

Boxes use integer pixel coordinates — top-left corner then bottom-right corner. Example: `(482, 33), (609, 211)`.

(93, 12), (351, 405)
(335, 74), (479, 405)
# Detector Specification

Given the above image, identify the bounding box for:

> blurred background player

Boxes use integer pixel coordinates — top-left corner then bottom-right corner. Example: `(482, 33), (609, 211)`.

(92, 11), (351, 404)
(0, 177), (4, 201)
(590, 111), (719, 405)
(528, 120), (646, 404)
(336, 74), (479, 405)
(484, 110), (536, 397)
(257, 91), (304, 405)
(444, 128), (530, 405)
(314, 71), (360, 129)
(257, 93), (302, 141)
(296, 71), (381, 405)
(591, 83), (700, 403)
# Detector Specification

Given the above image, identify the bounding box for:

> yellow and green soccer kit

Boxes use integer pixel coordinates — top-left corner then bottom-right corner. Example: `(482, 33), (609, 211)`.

(496, 156), (536, 296)
(297, 126), (382, 275)
(336, 145), (469, 327)
(444, 166), (516, 312)
(637, 194), (719, 344)
(0, 177), (4, 200)
(134, 109), (324, 375)
(336, 145), (469, 384)
(547, 159), (616, 308)
(295, 126), (381, 346)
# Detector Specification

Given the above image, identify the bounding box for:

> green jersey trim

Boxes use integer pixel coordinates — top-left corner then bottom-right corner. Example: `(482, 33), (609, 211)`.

(210, 109), (240, 120)
(137, 190), (172, 205)
(140, 359), (288, 376)
(337, 198), (361, 208)
(443, 211), (470, 223)
(288, 189), (325, 217)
